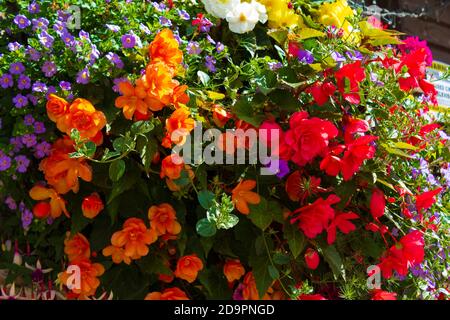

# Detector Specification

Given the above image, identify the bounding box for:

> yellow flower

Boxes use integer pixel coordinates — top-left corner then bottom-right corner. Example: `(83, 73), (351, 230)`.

(260, 0), (303, 29)
(316, 0), (359, 43)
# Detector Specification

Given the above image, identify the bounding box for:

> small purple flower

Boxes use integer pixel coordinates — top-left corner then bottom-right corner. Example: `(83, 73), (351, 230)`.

(38, 31), (54, 49)
(24, 114), (35, 126)
(10, 137), (23, 153)
(15, 155), (31, 173)
(0, 74), (14, 89)
(159, 16), (172, 27)
(0, 153), (12, 171)
(106, 24), (120, 32)
(46, 86), (57, 97)
(268, 61), (283, 71)
(18, 74), (31, 90)
(106, 52), (124, 69)
(27, 94), (39, 106)
(177, 9), (190, 20)
(14, 15), (31, 29)
(59, 81), (71, 91)
(5, 196), (17, 210)
(298, 50), (314, 64)
(139, 23), (151, 35)
(34, 141), (51, 159)
(331, 51), (346, 63)
(76, 67), (90, 84)
(346, 51), (363, 61)
(28, 1), (40, 14)
(26, 46), (41, 61)
(32, 81), (47, 93)
(41, 61), (57, 77)
(205, 56), (216, 73)
(276, 160), (290, 179)
(206, 34), (216, 45)
(34, 122), (46, 134)
(187, 41), (202, 55)
(32, 17), (49, 31)
(152, 2), (166, 12)
(21, 134), (37, 147)
(61, 31), (75, 47)
(53, 21), (67, 35)
(13, 94), (28, 108)
(22, 209), (33, 230)
(121, 34), (136, 48)
(216, 42), (225, 53)
(8, 42), (22, 51)
(79, 30), (90, 41)
(10, 62), (25, 75)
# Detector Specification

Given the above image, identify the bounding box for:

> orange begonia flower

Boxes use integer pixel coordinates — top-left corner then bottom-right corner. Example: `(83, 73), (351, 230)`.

(148, 28), (183, 70)
(165, 107), (195, 146)
(148, 203), (181, 236)
(165, 165), (195, 192)
(231, 180), (261, 215)
(223, 259), (245, 283)
(160, 154), (184, 180)
(58, 259), (105, 297)
(144, 287), (189, 300)
(139, 62), (178, 112)
(174, 254), (204, 283)
(102, 245), (131, 265)
(110, 217), (157, 260)
(29, 185), (69, 218)
(64, 232), (91, 262)
(82, 192), (104, 219)
(242, 272), (272, 300)
(46, 94), (69, 123)
(56, 98), (106, 142)
(115, 81), (151, 120)
(39, 137), (93, 194)
(171, 85), (190, 109)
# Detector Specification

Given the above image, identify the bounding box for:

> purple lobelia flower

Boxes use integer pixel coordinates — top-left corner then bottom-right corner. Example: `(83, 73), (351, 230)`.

(13, 94), (28, 108)
(24, 114), (35, 126)
(139, 23), (151, 35)
(15, 155), (30, 173)
(76, 68), (90, 84)
(106, 24), (120, 32)
(187, 41), (202, 55)
(34, 122), (46, 134)
(0, 153), (12, 171)
(38, 31), (54, 48)
(346, 50), (363, 61)
(8, 42), (22, 51)
(33, 141), (51, 159)
(205, 56), (217, 73)
(159, 16), (172, 27)
(27, 94), (38, 106)
(18, 74), (31, 90)
(32, 17), (49, 31)
(59, 81), (71, 91)
(22, 209), (33, 230)
(268, 61), (283, 71)
(177, 9), (190, 20)
(10, 137), (23, 152)
(10, 62), (25, 75)
(0, 74), (14, 88)
(298, 50), (314, 64)
(26, 46), (41, 61)
(331, 51), (346, 63)
(5, 196), (17, 210)
(21, 134), (37, 147)
(14, 15), (31, 29)
(53, 20), (67, 35)
(79, 30), (91, 41)
(41, 61), (57, 77)
(152, 2), (167, 12)
(61, 30), (75, 47)
(216, 42), (225, 53)
(121, 33), (136, 48)
(32, 81), (47, 93)
(28, 1), (40, 14)
(106, 52), (124, 69)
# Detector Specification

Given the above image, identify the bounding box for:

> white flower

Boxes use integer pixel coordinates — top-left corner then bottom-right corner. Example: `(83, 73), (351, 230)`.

(226, 2), (261, 34)
(252, 0), (268, 24)
(202, 0), (240, 19)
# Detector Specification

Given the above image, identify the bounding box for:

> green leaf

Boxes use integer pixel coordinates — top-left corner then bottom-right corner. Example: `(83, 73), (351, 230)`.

(248, 197), (272, 230)
(268, 265), (280, 280)
(136, 136), (158, 171)
(198, 190), (215, 210)
(82, 141), (97, 158)
(107, 168), (139, 205)
(284, 222), (306, 258)
(137, 255), (172, 275)
(393, 141), (419, 151)
(273, 252), (290, 265)
(197, 71), (210, 86)
(231, 95), (266, 127)
(109, 159), (126, 182)
(113, 137), (127, 152)
(322, 245), (346, 280)
(268, 30), (288, 45)
(249, 252), (272, 298)
(196, 218), (217, 237)
(298, 27), (325, 40)
(131, 120), (154, 135)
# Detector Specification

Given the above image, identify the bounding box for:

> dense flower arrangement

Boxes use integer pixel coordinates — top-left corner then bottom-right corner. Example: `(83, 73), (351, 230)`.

(0, 0), (449, 300)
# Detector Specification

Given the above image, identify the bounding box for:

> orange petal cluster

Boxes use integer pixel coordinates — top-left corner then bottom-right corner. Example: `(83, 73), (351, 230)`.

(115, 29), (189, 121)
(38, 136), (92, 194)
(148, 203), (181, 237)
(64, 233), (91, 262)
(103, 217), (157, 263)
(174, 254), (204, 283)
(223, 259), (245, 283)
(144, 287), (189, 300)
(29, 185), (69, 219)
(81, 192), (104, 219)
(231, 180), (261, 215)
(162, 107), (196, 148)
